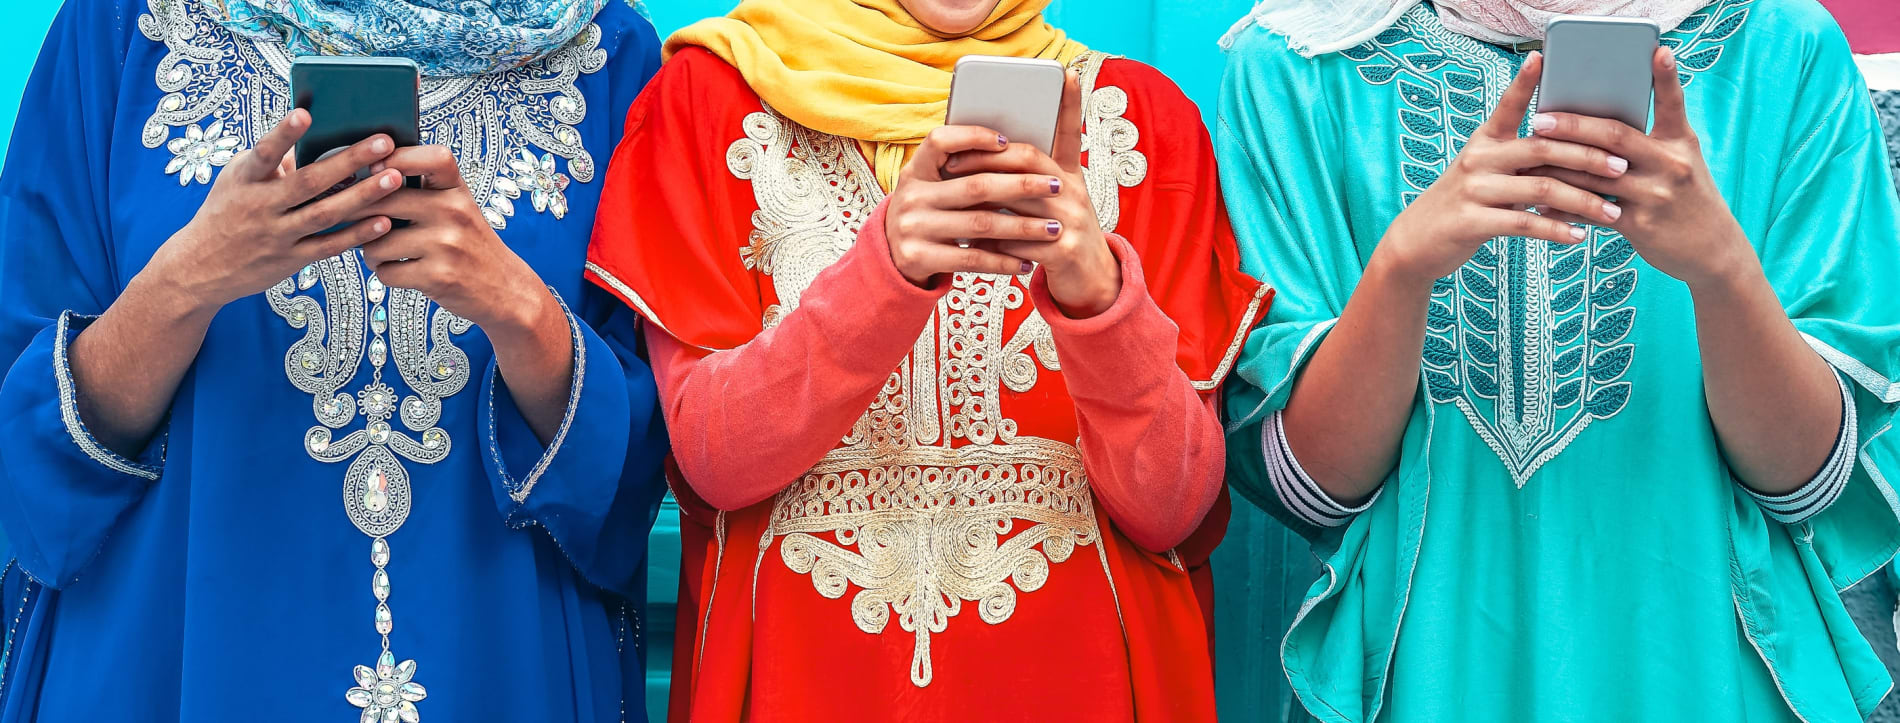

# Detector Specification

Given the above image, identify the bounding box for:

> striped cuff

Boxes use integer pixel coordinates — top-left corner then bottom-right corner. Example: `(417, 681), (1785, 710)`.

(1262, 409), (1379, 528)
(1746, 372), (1858, 525)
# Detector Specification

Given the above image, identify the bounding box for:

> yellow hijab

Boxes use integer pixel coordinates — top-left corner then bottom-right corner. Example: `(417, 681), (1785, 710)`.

(667, 0), (1088, 190)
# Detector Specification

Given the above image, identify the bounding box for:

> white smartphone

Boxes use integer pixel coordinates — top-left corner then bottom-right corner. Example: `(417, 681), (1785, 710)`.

(945, 55), (1066, 155)
(1539, 15), (1661, 131)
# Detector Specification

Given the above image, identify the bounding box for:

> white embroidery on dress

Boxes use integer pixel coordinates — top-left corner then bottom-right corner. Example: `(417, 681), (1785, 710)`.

(1341, 0), (1750, 486)
(722, 51), (1151, 688)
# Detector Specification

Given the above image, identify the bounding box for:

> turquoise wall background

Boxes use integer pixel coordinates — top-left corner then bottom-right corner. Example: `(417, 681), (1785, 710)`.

(0, 2), (1314, 722)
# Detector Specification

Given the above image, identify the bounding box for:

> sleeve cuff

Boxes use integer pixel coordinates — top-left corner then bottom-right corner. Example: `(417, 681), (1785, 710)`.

(53, 311), (164, 481)
(1744, 371), (1857, 525)
(484, 289), (585, 506)
(1263, 409), (1377, 528)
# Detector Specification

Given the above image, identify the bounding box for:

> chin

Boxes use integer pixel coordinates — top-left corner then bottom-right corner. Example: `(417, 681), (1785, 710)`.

(901, 0), (1004, 36)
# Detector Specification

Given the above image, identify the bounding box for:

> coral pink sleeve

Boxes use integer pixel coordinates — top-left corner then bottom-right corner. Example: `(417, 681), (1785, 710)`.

(646, 202), (943, 511)
(1028, 235), (1227, 553)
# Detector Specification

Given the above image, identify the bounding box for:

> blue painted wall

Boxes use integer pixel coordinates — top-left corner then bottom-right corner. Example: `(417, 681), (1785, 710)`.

(0, 3), (1300, 722)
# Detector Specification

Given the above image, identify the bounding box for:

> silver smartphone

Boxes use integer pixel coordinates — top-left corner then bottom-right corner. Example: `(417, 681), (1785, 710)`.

(1539, 16), (1661, 131)
(945, 55), (1066, 155)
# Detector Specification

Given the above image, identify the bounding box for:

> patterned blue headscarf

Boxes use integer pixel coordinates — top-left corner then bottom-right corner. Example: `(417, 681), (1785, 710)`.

(209, 0), (612, 76)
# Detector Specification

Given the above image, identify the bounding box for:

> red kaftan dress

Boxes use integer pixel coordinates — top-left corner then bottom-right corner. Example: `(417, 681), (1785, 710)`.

(587, 48), (1268, 721)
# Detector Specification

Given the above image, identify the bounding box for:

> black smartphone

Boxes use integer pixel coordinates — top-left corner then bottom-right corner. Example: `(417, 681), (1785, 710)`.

(290, 56), (422, 206)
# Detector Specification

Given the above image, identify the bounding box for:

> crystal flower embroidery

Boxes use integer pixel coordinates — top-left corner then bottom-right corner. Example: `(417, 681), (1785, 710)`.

(346, 652), (427, 723)
(509, 150), (571, 219)
(164, 120), (240, 186)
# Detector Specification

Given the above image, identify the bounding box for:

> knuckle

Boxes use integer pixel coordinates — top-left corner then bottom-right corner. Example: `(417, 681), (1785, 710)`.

(961, 179), (990, 206)
(1509, 213), (1537, 234)
(894, 213), (921, 238)
(970, 212), (996, 235)
(1020, 175), (1042, 196)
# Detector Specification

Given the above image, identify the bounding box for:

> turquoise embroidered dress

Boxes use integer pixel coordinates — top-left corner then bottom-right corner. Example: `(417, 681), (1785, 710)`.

(1218, 1), (1900, 720)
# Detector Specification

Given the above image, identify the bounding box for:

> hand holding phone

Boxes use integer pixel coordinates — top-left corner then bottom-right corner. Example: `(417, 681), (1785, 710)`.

(878, 57), (1120, 317)
(147, 110), (403, 312)
(1525, 44), (1751, 289)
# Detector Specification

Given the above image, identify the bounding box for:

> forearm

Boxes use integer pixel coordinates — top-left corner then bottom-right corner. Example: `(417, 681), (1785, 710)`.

(1036, 236), (1226, 552)
(487, 286), (575, 444)
(1692, 254), (1842, 495)
(67, 270), (217, 456)
(647, 216), (944, 511)
(1281, 249), (1434, 503)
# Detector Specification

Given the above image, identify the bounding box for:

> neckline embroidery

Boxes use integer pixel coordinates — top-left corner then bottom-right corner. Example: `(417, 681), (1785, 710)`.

(1340, 0), (1753, 487)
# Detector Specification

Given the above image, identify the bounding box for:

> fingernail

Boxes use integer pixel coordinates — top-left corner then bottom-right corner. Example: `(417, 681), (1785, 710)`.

(1049, 177), (1062, 195)
(373, 218), (390, 233)
(997, 134), (1009, 148)
(1570, 226), (1587, 241)
(1531, 114), (1556, 132)
(1603, 202), (1622, 221)
(1662, 49), (1677, 70)
(370, 161), (387, 174)
(380, 172), (399, 190)
(1020, 261), (1035, 274)
(371, 137), (391, 153)
(1046, 220), (1062, 237)
(1607, 156), (1629, 175)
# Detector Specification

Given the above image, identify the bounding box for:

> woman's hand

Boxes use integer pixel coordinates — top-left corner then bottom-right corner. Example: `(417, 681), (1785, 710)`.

(145, 109), (402, 312)
(885, 126), (1070, 286)
(1374, 52), (1626, 288)
(358, 146), (559, 337)
(1523, 48), (1752, 290)
(939, 69), (1120, 318)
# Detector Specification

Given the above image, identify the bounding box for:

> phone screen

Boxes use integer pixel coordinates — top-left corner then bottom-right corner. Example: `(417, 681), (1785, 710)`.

(290, 57), (422, 204)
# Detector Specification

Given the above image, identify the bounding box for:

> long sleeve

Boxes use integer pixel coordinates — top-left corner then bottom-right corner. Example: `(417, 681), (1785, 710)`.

(1026, 235), (1226, 552)
(0, 0), (156, 589)
(1215, 32), (1370, 541)
(474, 15), (667, 596)
(477, 287), (669, 595)
(642, 202), (944, 511)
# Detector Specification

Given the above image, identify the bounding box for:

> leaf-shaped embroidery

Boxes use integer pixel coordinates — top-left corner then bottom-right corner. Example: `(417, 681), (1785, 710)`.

(1588, 344), (1634, 383)
(1552, 315), (1585, 345)
(1586, 381), (1633, 418)
(1398, 79), (1443, 111)
(1589, 308), (1636, 345)
(1427, 298), (1456, 332)
(1447, 91), (1486, 117)
(1679, 46), (1724, 72)
(1470, 243), (1499, 268)
(1403, 164), (1441, 190)
(1468, 365), (1500, 398)
(1675, 10), (1709, 33)
(1701, 10), (1746, 43)
(1404, 52), (1448, 72)
(1459, 266), (1497, 301)
(1340, 46), (1379, 61)
(1591, 268), (1638, 309)
(1553, 346), (1585, 377)
(1461, 298), (1498, 330)
(1374, 27), (1408, 45)
(1552, 377), (1583, 408)
(1449, 114), (1481, 140)
(1423, 334), (1458, 368)
(1402, 135), (1445, 165)
(1425, 367), (1460, 403)
(1549, 248), (1587, 283)
(1550, 283), (1584, 314)
(1592, 237), (1635, 271)
(1465, 334), (1498, 366)
(1401, 190), (1422, 206)
(1401, 109), (1441, 136)
(1445, 71), (1483, 92)
(1359, 64), (1400, 84)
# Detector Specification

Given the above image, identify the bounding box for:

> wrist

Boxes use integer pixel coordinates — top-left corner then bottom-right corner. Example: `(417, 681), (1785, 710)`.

(1685, 226), (1761, 297)
(131, 252), (226, 322)
(1046, 236), (1122, 319)
(482, 281), (564, 347)
(1366, 244), (1443, 300)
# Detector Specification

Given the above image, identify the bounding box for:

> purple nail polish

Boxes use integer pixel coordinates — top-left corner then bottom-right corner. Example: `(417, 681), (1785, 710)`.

(1046, 221), (1062, 236)
(1049, 177), (1062, 195)
(1020, 261), (1035, 274)
(997, 134), (1009, 147)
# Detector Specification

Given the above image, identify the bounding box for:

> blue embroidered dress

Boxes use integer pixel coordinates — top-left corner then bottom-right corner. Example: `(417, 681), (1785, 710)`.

(0, 1), (667, 721)
(1219, 1), (1900, 721)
